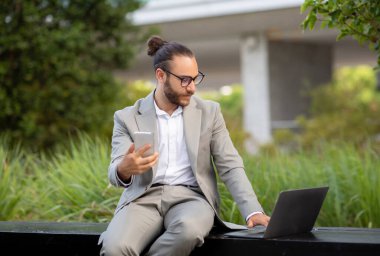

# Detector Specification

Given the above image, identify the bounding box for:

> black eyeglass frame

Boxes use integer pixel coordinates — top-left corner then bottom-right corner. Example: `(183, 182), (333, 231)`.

(161, 68), (205, 87)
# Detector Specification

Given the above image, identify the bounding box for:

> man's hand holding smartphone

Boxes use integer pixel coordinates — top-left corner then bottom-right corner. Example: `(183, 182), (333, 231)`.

(116, 132), (158, 183)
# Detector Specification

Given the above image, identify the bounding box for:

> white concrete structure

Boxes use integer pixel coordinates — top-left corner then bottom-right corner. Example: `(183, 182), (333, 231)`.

(117, 0), (377, 150)
(241, 34), (271, 146)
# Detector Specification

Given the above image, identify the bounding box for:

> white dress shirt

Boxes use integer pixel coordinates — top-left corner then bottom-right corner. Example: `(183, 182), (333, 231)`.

(152, 101), (198, 186)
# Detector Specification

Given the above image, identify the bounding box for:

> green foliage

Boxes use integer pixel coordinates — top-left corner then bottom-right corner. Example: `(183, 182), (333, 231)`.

(5, 134), (121, 222)
(220, 142), (380, 228)
(118, 80), (155, 107)
(0, 0), (149, 150)
(29, 134), (120, 222)
(301, 0), (380, 69)
(0, 136), (24, 220)
(295, 66), (380, 148)
(2, 135), (379, 228)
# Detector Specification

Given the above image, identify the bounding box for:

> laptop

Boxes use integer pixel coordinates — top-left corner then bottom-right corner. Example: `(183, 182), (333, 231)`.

(224, 186), (329, 239)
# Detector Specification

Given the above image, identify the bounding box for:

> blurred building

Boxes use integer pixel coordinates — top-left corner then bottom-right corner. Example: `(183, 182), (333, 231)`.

(117, 0), (377, 150)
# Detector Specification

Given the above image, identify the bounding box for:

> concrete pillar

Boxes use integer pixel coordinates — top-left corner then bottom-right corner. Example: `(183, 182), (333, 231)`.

(268, 41), (332, 128)
(241, 34), (271, 152)
(241, 36), (333, 153)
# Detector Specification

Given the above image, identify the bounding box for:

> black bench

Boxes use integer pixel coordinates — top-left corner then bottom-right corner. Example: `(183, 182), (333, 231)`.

(1, 221), (379, 255)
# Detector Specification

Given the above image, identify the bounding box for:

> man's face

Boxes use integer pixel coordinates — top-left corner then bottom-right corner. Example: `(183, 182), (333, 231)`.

(163, 55), (198, 107)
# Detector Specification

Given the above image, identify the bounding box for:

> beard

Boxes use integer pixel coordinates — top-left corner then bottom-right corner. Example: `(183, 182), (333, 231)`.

(163, 80), (193, 107)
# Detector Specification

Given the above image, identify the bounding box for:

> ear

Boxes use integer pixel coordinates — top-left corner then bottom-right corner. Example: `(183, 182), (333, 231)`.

(155, 68), (166, 84)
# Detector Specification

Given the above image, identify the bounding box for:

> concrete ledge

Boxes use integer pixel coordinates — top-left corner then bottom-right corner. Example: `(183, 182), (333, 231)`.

(1, 221), (380, 256)
(0, 221), (105, 256)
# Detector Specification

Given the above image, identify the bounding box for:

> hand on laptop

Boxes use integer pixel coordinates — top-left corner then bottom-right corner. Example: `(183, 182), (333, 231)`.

(247, 213), (270, 228)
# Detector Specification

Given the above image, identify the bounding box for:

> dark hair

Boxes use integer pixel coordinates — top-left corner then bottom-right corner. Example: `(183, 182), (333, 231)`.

(147, 36), (194, 70)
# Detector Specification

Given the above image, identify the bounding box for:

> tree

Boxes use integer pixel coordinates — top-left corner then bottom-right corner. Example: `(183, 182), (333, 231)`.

(0, 0), (149, 150)
(301, 0), (380, 70)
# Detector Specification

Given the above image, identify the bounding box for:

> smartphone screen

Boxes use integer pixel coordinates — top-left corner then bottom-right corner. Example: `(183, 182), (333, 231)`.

(133, 131), (154, 157)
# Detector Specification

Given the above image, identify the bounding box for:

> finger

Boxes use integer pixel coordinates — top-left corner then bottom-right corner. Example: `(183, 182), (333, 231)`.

(247, 219), (254, 228)
(127, 143), (135, 154)
(259, 215), (270, 227)
(142, 152), (159, 162)
(137, 158), (158, 172)
(247, 214), (269, 227)
(138, 153), (159, 166)
(135, 161), (157, 173)
(264, 216), (271, 226)
(261, 219), (269, 227)
(137, 144), (152, 156)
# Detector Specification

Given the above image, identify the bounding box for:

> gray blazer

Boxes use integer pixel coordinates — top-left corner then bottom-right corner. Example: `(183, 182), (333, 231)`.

(108, 91), (263, 225)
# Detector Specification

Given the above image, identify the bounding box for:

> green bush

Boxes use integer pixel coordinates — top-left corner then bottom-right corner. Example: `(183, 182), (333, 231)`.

(117, 80), (155, 108)
(298, 65), (380, 147)
(0, 0), (149, 151)
(270, 66), (380, 151)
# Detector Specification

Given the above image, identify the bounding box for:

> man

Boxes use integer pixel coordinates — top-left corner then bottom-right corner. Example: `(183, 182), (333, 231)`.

(100, 36), (270, 256)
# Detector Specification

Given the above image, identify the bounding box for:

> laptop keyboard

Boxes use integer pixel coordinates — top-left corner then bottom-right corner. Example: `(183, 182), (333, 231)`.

(247, 225), (267, 234)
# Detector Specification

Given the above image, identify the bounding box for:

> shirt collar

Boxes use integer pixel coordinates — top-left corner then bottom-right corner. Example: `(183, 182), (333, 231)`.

(154, 99), (183, 117)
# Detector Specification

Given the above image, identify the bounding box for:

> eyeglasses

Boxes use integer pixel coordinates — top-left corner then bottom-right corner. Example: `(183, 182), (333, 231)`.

(162, 68), (205, 87)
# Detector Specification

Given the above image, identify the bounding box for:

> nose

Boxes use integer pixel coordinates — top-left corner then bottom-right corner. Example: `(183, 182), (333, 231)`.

(186, 81), (196, 94)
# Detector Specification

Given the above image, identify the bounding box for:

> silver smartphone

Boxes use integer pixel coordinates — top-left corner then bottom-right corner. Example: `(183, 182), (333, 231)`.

(133, 131), (154, 157)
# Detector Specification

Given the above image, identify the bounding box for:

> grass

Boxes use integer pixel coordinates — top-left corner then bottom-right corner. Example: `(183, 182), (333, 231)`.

(0, 137), (23, 220)
(219, 142), (380, 228)
(1, 135), (379, 228)
(28, 134), (121, 222)
(1, 134), (121, 222)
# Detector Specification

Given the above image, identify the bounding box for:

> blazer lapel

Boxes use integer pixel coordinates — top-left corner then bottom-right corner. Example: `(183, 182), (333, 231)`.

(183, 97), (201, 177)
(135, 91), (158, 179)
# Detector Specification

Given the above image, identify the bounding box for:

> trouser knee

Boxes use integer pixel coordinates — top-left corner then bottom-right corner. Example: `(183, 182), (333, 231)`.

(174, 218), (211, 245)
(100, 238), (139, 256)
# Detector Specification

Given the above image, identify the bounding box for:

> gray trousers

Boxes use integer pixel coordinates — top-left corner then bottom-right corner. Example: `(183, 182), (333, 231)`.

(99, 185), (215, 256)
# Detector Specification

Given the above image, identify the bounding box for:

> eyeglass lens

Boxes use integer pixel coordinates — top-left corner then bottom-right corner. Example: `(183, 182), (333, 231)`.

(182, 73), (204, 86)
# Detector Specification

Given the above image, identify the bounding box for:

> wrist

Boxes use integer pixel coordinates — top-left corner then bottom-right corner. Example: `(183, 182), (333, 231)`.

(117, 164), (132, 183)
(246, 211), (264, 223)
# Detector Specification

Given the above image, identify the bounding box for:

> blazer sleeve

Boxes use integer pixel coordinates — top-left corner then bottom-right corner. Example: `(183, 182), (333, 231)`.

(108, 110), (134, 188)
(210, 103), (264, 217)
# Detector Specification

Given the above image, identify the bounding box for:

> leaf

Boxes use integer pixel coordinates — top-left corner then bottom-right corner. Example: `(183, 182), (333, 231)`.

(374, 41), (380, 51)
(301, 19), (310, 30)
(308, 10), (318, 30)
(321, 19), (330, 29)
(336, 30), (348, 41)
(328, 0), (337, 12)
(363, 24), (371, 35)
(300, 0), (314, 13)
(330, 10), (339, 23)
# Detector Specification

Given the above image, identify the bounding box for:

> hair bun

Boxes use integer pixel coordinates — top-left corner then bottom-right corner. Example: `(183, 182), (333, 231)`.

(147, 36), (167, 56)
